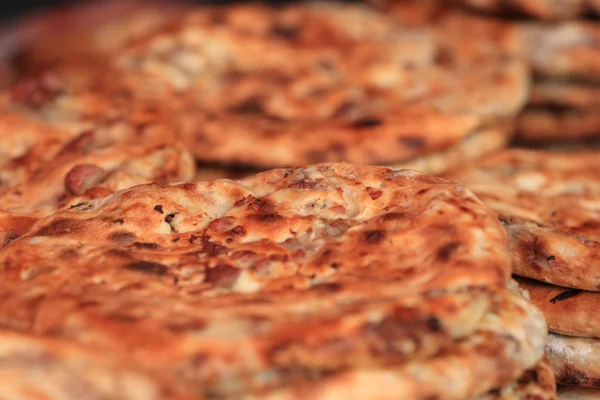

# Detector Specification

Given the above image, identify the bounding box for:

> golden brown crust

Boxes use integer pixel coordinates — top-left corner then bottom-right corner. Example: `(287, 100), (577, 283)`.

(247, 285), (547, 400)
(444, 149), (600, 291)
(547, 333), (600, 389)
(0, 163), (512, 397)
(558, 385), (600, 399)
(517, 278), (600, 338)
(517, 109), (600, 143)
(476, 357), (556, 400)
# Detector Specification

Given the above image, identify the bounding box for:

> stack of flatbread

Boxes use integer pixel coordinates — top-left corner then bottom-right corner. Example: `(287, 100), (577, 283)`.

(517, 20), (600, 144)
(446, 150), (600, 399)
(16, 0), (600, 398)
(427, 0), (600, 145)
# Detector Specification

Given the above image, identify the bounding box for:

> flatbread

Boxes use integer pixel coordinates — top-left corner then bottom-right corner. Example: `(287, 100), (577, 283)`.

(517, 108), (600, 143)
(529, 80), (600, 110)
(475, 357), (556, 400)
(0, 143), (195, 247)
(547, 333), (600, 388)
(558, 385), (600, 399)
(247, 283), (547, 400)
(108, 1), (525, 171)
(444, 0), (590, 20)
(0, 163), (512, 397)
(444, 149), (600, 291)
(517, 278), (600, 338)
(520, 22), (600, 82)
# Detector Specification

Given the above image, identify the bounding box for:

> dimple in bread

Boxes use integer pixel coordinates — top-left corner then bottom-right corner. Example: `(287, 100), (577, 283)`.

(0, 163), (512, 397)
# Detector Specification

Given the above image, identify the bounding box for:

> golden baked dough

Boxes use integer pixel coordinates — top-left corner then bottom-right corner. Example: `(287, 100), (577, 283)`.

(518, 278), (600, 338)
(0, 163), (513, 398)
(445, 149), (600, 291)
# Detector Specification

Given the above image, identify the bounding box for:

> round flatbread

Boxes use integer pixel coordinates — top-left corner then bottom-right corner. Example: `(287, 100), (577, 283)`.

(246, 284), (547, 400)
(517, 109), (600, 143)
(517, 278), (600, 338)
(547, 333), (600, 389)
(106, 1), (525, 172)
(444, 0), (589, 20)
(475, 357), (556, 400)
(558, 385), (600, 399)
(444, 149), (600, 291)
(0, 163), (512, 397)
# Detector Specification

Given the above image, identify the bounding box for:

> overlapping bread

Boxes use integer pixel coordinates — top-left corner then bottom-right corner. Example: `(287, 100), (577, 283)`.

(516, 22), (600, 143)
(517, 278), (600, 338)
(445, 149), (600, 291)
